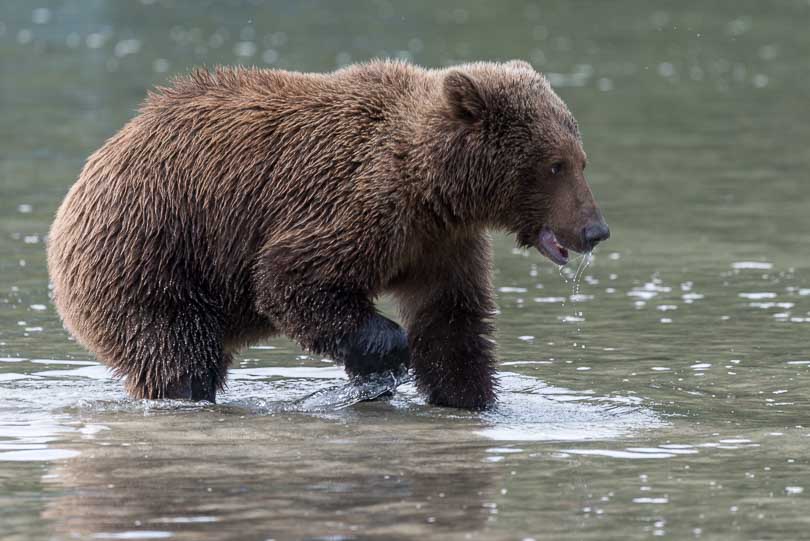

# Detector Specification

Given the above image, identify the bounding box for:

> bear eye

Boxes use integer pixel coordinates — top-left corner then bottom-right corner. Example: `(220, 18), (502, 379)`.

(550, 162), (564, 176)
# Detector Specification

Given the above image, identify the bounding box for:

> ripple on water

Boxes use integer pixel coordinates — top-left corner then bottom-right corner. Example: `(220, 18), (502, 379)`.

(1, 359), (663, 458)
(91, 532), (173, 539)
(739, 292), (777, 300)
(0, 411), (82, 462)
(732, 261), (773, 270)
(0, 448), (80, 461)
(474, 373), (662, 442)
(555, 429), (770, 461)
(562, 449), (677, 459)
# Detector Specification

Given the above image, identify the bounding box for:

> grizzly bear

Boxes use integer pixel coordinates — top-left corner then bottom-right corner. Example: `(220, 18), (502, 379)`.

(47, 60), (609, 409)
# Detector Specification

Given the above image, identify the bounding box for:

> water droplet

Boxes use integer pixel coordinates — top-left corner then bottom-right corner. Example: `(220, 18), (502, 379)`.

(233, 41), (256, 57)
(31, 8), (51, 25)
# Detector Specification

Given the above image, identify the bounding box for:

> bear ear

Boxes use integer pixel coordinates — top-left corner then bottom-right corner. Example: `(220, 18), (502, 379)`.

(443, 70), (486, 123)
(506, 59), (534, 72)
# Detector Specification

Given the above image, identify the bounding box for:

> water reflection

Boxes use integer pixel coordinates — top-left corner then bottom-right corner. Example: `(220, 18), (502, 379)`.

(41, 408), (503, 540)
(27, 364), (666, 540)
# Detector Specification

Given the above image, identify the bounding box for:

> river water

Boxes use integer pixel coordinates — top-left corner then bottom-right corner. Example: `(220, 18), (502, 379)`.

(2, 1), (810, 540)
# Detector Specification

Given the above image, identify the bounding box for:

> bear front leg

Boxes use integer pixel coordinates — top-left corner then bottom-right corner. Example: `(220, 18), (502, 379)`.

(394, 235), (497, 409)
(336, 314), (409, 379)
(254, 241), (409, 379)
(408, 308), (496, 409)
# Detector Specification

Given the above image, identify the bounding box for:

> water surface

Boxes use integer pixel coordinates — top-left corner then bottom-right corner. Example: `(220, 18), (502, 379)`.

(2, 1), (810, 539)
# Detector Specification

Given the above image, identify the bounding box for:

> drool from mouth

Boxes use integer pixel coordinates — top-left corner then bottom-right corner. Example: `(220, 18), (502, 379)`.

(537, 226), (569, 266)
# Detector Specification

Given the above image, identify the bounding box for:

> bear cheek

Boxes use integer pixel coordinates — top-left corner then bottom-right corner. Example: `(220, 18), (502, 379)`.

(512, 196), (548, 244)
(547, 184), (588, 251)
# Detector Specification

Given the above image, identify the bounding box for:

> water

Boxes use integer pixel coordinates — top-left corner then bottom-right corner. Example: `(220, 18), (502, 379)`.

(2, 1), (810, 539)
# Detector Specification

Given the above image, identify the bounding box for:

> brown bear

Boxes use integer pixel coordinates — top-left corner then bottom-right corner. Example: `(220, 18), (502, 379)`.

(47, 60), (609, 409)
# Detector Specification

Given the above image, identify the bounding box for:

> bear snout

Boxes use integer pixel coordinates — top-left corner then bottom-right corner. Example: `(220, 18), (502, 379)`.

(582, 221), (610, 252)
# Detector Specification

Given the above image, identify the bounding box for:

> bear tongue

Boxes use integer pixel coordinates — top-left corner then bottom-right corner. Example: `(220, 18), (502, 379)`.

(538, 228), (569, 266)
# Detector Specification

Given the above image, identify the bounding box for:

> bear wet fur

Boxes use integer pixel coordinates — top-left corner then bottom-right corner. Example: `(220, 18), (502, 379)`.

(47, 60), (608, 409)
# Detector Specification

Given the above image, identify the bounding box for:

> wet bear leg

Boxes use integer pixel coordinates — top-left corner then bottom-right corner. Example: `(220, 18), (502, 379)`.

(392, 235), (497, 409)
(336, 313), (409, 380)
(115, 308), (229, 403)
(254, 241), (409, 381)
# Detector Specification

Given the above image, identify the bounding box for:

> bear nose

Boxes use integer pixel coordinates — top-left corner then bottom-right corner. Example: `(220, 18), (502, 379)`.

(582, 222), (610, 251)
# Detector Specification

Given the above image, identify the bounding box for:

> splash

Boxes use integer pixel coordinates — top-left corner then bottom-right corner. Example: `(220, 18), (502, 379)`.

(287, 366), (412, 412)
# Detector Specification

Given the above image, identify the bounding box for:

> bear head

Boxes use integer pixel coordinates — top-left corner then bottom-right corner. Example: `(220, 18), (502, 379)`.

(435, 60), (609, 265)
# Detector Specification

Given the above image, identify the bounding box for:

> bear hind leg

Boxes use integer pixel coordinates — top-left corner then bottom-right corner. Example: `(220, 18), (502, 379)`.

(159, 353), (230, 402)
(112, 309), (230, 403)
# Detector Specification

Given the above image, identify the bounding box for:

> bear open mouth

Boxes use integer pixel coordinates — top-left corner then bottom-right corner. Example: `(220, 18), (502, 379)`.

(537, 227), (569, 266)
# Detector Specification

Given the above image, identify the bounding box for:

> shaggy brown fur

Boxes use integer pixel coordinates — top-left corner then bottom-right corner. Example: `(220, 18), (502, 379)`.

(47, 59), (608, 409)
